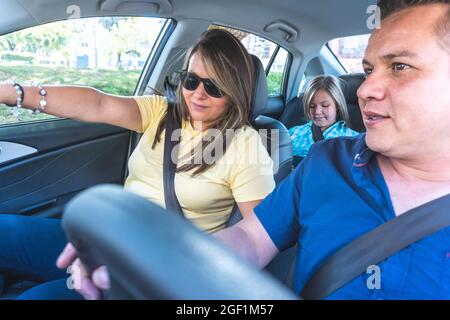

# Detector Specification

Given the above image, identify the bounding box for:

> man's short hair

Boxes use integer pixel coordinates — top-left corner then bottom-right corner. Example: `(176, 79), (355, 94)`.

(378, 0), (450, 53)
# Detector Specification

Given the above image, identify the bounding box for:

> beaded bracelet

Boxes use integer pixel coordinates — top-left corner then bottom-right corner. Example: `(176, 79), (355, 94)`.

(32, 85), (47, 115)
(15, 83), (24, 108)
(5, 81), (24, 108)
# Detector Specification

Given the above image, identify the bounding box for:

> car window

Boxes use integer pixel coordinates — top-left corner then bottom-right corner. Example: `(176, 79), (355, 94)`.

(328, 34), (370, 73)
(266, 47), (288, 96)
(211, 26), (289, 96)
(0, 16), (168, 126)
(297, 73), (308, 96)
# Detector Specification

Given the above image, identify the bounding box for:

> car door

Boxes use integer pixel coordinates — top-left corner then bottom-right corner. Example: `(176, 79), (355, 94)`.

(0, 16), (171, 217)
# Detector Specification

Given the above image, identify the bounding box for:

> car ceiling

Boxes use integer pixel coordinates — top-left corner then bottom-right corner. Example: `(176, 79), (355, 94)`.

(7, 0), (375, 54)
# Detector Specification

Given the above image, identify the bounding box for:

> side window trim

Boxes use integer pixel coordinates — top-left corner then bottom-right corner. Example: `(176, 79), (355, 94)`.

(326, 43), (347, 73)
(267, 47), (291, 98)
(279, 50), (292, 98)
(265, 45), (280, 76)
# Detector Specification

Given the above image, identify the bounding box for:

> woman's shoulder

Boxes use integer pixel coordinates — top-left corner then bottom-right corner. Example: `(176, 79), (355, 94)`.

(133, 94), (168, 108)
(133, 95), (168, 132)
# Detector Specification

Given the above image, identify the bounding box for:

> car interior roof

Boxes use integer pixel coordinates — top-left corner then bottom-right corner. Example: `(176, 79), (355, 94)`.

(7, 0), (375, 53)
(4, 1), (374, 107)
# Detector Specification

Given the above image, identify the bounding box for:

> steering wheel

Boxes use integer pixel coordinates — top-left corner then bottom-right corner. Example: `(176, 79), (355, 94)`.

(62, 185), (298, 300)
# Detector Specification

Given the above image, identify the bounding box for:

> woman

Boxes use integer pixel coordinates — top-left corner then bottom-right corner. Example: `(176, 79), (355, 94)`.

(289, 75), (358, 161)
(0, 29), (275, 299)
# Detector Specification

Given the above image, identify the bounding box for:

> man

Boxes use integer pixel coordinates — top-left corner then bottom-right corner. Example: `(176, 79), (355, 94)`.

(58, 0), (450, 299)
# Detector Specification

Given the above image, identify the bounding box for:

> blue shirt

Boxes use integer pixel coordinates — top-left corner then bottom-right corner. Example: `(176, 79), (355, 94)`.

(255, 134), (450, 300)
(289, 121), (359, 158)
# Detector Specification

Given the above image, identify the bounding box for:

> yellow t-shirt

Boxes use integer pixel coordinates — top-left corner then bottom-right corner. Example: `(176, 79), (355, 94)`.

(124, 95), (275, 233)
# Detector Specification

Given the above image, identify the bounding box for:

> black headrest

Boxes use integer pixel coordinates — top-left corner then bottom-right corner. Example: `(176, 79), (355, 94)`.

(339, 73), (366, 132)
(339, 73), (366, 106)
(250, 54), (268, 121)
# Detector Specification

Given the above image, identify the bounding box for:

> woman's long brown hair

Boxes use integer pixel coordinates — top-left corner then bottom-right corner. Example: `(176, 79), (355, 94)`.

(152, 28), (255, 176)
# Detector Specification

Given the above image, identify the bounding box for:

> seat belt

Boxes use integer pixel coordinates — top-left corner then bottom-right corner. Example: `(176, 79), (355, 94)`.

(162, 100), (184, 216)
(311, 124), (324, 142)
(300, 193), (450, 300)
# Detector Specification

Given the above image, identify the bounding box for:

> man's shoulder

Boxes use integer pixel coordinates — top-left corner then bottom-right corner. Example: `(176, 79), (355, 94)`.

(294, 133), (369, 176)
(308, 133), (365, 159)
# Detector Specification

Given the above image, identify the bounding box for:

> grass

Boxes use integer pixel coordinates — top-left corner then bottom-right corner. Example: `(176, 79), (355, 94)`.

(0, 65), (140, 95)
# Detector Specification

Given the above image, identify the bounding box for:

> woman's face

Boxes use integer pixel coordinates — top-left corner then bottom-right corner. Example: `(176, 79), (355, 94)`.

(309, 89), (338, 131)
(182, 52), (229, 130)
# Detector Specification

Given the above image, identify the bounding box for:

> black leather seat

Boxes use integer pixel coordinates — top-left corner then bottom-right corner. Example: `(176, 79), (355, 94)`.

(278, 93), (308, 130)
(228, 55), (293, 226)
(250, 55), (293, 184)
(339, 73), (366, 132)
(279, 73), (366, 132)
(227, 56), (295, 288)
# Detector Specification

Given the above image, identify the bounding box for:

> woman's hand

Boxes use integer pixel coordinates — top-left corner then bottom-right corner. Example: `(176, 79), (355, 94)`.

(56, 243), (110, 300)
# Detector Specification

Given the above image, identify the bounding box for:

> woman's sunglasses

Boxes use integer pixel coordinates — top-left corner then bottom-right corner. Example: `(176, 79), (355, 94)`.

(181, 71), (224, 98)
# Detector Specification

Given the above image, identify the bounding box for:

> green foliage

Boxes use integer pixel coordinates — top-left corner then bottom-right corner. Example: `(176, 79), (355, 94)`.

(0, 53), (35, 63)
(102, 18), (144, 68)
(267, 71), (283, 96)
(0, 33), (22, 51)
(0, 25), (70, 56)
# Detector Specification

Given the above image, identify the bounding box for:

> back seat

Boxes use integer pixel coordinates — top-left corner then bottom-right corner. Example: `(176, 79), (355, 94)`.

(339, 73), (366, 132)
(279, 73), (366, 132)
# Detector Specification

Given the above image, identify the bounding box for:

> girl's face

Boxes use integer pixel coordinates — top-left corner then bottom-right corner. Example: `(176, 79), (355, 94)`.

(309, 89), (338, 131)
(182, 52), (229, 130)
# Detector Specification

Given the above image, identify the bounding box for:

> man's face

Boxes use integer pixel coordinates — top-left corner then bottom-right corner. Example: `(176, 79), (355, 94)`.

(357, 4), (450, 160)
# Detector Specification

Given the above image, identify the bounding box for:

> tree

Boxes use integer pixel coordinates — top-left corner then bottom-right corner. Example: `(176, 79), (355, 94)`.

(102, 18), (143, 69)
(0, 23), (71, 58)
(99, 17), (124, 31)
(0, 33), (25, 51)
(26, 24), (70, 56)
